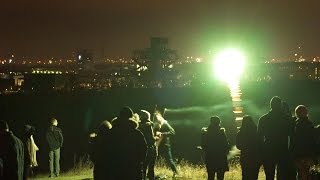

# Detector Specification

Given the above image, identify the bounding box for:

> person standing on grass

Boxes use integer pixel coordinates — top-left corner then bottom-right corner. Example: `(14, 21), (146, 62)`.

(23, 124), (39, 179)
(293, 105), (317, 180)
(202, 116), (229, 180)
(46, 118), (63, 178)
(108, 106), (147, 179)
(153, 110), (179, 177)
(258, 96), (293, 180)
(0, 120), (25, 180)
(92, 120), (112, 180)
(236, 115), (260, 180)
(138, 110), (157, 180)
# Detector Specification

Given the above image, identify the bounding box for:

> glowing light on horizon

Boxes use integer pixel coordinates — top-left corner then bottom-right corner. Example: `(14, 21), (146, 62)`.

(213, 48), (246, 123)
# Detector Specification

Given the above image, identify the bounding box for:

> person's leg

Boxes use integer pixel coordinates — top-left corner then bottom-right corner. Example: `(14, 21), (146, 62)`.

(48, 151), (54, 177)
(241, 162), (249, 180)
(147, 148), (157, 180)
(263, 158), (276, 180)
(163, 146), (178, 174)
(54, 148), (60, 177)
(217, 171), (225, 180)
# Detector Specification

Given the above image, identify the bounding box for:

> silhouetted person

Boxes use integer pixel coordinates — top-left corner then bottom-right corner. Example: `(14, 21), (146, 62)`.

(202, 116), (229, 180)
(93, 120), (112, 180)
(0, 120), (25, 180)
(108, 107), (147, 179)
(138, 110), (157, 180)
(236, 115), (260, 180)
(282, 101), (297, 179)
(153, 111), (178, 176)
(293, 105), (317, 180)
(258, 96), (293, 180)
(22, 124), (39, 179)
(46, 118), (63, 178)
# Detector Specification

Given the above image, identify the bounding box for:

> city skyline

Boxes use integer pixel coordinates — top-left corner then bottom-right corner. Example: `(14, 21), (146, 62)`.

(1, 1), (320, 59)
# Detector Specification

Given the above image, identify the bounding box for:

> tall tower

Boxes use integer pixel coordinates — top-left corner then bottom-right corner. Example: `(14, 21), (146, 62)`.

(132, 37), (178, 80)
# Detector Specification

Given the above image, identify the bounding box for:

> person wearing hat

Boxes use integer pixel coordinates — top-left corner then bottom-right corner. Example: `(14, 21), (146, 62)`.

(201, 116), (229, 180)
(0, 120), (25, 180)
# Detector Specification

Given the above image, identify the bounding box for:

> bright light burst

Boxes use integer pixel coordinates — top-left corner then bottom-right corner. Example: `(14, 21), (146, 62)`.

(213, 48), (245, 86)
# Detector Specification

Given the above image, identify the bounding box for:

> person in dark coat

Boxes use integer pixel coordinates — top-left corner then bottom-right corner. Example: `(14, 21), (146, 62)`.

(0, 120), (25, 180)
(236, 115), (260, 180)
(293, 105), (317, 180)
(202, 116), (229, 180)
(258, 96), (293, 180)
(108, 107), (147, 180)
(282, 101), (297, 179)
(153, 110), (178, 176)
(138, 110), (157, 180)
(46, 118), (63, 178)
(92, 120), (112, 180)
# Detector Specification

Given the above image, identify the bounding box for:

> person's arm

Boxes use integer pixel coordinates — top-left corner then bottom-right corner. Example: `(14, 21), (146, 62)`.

(160, 121), (175, 136)
(235, 132), (243, 150)
(59, 129), (63, 148)
(257, 115), (266, 151)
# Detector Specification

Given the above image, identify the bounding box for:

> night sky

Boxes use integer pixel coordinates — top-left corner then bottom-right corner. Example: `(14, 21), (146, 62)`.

(1, 0), (320, 59)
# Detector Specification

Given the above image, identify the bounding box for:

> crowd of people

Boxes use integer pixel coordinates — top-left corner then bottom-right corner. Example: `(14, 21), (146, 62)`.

(1, 96), (320, 180)
(0, 118), (63, 180)
(91, 107), (178, 180)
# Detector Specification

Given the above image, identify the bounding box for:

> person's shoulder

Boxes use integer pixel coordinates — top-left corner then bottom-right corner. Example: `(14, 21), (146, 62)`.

(259, 113), (270, 122)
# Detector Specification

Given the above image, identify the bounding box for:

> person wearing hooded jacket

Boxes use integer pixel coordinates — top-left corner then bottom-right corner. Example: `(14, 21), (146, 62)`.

(46, 118), (63, 178)
(202, 116), (229, 180)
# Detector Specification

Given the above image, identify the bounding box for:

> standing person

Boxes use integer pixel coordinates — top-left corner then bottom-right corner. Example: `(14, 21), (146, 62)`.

(282, 101), (297, 179)
(108, 106), (147, 179)
(46, 118), (63, 178)
(93, 120), (112, 180)
(23, 124), (39, 179)
(138, 110), (157, 180)
(258, 96), (293, 180)
(153, 110), (179, 177)
(236, 115), (260, 180)
(0, 120), (25, 180)
(202, 116), (229, 180)
(293, 105), (317, 180)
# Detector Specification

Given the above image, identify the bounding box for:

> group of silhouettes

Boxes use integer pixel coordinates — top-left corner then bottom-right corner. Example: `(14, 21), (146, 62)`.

(91, 107), (178, 180)
(1, 96), (320, 180)
(0, 118), (63, 180)
(201, 96), (320, 180)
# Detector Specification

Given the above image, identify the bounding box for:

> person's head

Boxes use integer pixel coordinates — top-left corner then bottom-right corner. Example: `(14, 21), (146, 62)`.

(98, 120), (112, 134)
(0, 120), (9, 132)
(209, 116), (221, 127)
(154, 111), (165, 124)
(241, 115), (257, 131)
(24, 124), (35, 135)
(270, 96), (282, 111)
(295, 105), (308, 119)
(50, 118), (58, 126)
(138, 110), (151, 123)
(119, 106), (134, 120)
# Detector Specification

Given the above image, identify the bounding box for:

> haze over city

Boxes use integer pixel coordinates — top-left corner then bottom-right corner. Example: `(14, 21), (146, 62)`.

(1, 0), (320, 59)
